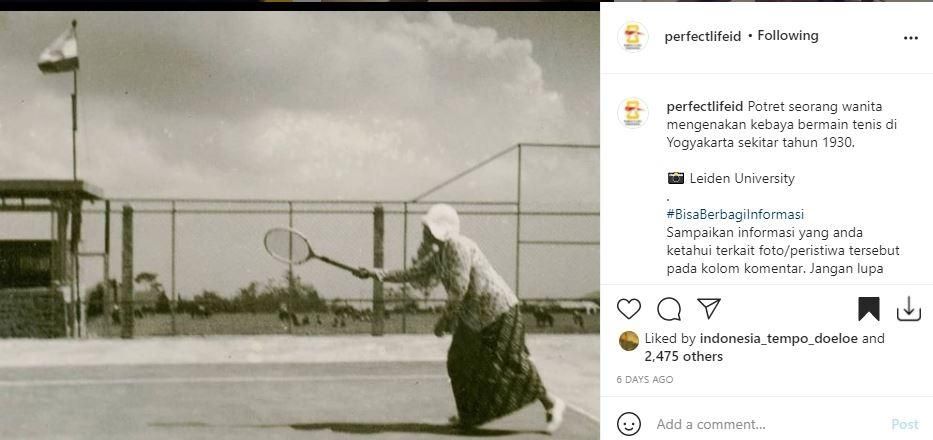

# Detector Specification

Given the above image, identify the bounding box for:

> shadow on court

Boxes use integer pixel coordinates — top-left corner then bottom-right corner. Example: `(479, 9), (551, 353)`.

(291, 422), (545, 436)
(149, 421), (545, 437)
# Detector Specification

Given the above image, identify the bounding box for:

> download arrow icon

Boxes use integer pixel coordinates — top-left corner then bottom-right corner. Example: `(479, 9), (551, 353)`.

(897, 296), (921, 322)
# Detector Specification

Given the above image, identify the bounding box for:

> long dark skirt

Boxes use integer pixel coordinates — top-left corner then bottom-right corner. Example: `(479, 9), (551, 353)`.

(446, 306), (546, 427)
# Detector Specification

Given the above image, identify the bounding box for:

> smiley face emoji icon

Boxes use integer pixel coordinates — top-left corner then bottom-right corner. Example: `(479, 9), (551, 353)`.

(617, 412), (641, 436)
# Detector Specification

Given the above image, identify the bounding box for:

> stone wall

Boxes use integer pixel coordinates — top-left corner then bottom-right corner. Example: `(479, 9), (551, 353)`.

(0, 288), (66, 338)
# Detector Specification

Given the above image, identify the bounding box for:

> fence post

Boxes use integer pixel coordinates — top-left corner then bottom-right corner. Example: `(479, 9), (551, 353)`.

(72, 199), (83, 338)
(121, 205), (134, 339)
(401, 202), (408, 334)
(372, 204), (384, 336)
(286, 201), (294, 334)
(170, 200), (177, 336)
(515, 143), (522, 298)
(102, 200), (111, 337)
(55, 204), (73, 337)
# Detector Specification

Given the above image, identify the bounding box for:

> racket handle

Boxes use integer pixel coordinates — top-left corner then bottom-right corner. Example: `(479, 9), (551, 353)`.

(316, 255), (358, 273)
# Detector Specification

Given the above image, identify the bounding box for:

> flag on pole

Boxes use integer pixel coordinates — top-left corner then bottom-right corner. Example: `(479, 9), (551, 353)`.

(38, 25), (79, 74)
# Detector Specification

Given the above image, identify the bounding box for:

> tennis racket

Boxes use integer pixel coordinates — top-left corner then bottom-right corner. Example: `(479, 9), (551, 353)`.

(263, 227), (357, 273)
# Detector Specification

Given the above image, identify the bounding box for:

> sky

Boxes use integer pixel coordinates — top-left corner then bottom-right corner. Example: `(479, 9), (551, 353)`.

(0, 11), (597, 201)
(0, 12), (598, 300)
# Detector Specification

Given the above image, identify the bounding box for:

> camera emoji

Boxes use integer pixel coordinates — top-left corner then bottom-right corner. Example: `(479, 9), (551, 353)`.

(668, 171), (685, 184)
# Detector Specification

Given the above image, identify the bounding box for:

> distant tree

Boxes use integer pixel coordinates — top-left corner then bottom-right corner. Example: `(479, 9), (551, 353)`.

(86, 281), (106, 318)
(155, 292), (171, 314)
(194, 290), (229, 313)
(85, 279), (122, 318)
(330, 297), (344, 310)
(134, 272), (159, 285)
(134, 272), (166, 312)
(144, 272), (329, 316)
(292, 274), (326, 312)
(257, 272), (325, 313)
(176, 294), (193, 314)
(234, 282), (259, 314)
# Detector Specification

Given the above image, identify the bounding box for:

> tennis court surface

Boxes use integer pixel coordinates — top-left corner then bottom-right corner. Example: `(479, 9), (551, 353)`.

(0, 336), (598, 439)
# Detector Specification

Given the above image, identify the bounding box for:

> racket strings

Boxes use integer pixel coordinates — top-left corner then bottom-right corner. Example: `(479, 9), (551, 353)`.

(265, 228), (313, 264)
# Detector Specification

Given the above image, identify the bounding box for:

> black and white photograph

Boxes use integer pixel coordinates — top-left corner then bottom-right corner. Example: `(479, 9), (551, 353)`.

(0, 11), (598, 439)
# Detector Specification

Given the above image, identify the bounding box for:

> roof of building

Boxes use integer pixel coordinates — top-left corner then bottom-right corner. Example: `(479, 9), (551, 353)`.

(0, 180), (103, 201)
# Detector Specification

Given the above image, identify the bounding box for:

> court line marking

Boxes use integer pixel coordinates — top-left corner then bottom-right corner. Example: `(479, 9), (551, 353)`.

(564, 402), (599, 424)
(0, 374), (449, 388)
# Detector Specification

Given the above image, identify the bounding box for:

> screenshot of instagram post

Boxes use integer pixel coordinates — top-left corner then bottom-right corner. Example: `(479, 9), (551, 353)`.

(602, 3), (929, 439)
(0, 11), (599, 440)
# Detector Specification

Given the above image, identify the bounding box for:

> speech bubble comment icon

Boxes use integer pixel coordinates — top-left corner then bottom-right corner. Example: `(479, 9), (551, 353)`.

(657, 297), (682, 321)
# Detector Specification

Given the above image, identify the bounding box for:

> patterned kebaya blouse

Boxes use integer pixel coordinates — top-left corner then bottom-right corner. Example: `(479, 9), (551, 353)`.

(382, 235), (519, 332)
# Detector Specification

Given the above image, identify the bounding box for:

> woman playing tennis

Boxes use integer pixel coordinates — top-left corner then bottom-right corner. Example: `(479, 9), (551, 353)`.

(353, 204), (566, 434)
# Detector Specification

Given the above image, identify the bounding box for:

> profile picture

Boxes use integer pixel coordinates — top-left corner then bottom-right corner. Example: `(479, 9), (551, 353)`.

(619, 331), (639, 351)
(619, 22), (648, 52)
(619, 98), (648, 128)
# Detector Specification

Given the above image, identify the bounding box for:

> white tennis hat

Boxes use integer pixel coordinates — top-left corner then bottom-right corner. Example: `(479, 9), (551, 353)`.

(421, 204), (460, 241)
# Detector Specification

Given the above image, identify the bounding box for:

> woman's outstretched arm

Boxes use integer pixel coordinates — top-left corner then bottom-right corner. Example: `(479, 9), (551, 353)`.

(380, 252), (435, 284)
(352, 247), (437, 283)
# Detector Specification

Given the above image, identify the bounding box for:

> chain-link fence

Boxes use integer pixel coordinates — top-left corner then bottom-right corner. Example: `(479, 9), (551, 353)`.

(78, 196), (599, 337)
(2, 143), (598, 337)
(84, 297), (599, 337)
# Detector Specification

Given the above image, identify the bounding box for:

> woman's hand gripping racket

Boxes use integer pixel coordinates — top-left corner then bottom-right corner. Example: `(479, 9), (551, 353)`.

(263, 227), (360, 274)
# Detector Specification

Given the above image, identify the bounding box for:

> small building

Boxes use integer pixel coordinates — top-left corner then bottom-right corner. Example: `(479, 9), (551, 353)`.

(0, 180), (105, 338)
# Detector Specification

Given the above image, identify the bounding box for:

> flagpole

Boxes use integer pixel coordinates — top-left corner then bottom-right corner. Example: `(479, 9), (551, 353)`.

(70, 19), (81, 337)
(71, 19), (78, 182)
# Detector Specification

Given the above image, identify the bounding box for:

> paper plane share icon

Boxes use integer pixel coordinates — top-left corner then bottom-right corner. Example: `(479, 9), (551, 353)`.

(697, 298), (722, 319)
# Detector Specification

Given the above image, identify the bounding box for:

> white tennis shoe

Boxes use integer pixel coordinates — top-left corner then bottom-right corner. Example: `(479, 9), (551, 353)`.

(545, 397), (566, 434)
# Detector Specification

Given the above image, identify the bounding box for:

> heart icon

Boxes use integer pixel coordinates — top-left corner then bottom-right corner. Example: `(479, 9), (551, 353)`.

(617, 298), (641, 319)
